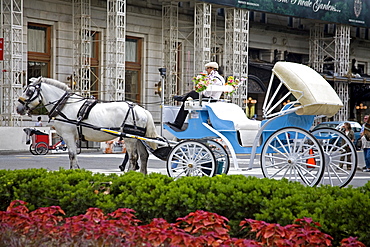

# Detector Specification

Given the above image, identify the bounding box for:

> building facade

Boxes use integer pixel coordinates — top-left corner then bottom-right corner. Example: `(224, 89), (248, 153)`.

(1, 0), (370, 127)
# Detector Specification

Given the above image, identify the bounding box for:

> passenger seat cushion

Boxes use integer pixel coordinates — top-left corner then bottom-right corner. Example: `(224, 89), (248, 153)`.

(206, 102), (260, 130)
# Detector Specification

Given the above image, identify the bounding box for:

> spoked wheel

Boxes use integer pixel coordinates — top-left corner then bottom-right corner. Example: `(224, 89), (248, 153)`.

(311, 128), (357, 187)
(261, 127), (325, 187)
(29, 144), (38, 155)
(35, 142), (49, 155)
(166, 140), (216, 179)
(201, 139), (230, 175)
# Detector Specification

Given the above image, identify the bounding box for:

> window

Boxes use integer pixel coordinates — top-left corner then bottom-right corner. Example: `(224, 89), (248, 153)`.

(125, 37), (142, 102)
(27, 23), (51, 81)
(27, 23), (51, 115)
(89, 31), (100, 98)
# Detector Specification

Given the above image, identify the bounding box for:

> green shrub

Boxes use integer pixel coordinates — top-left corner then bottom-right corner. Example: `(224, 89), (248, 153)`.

(0, 168), (369, 246)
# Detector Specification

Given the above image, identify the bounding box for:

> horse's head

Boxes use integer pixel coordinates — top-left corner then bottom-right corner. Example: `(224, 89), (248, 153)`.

(17, 77), (43, 115)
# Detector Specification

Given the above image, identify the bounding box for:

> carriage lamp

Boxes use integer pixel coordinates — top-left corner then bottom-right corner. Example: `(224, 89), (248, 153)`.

(245, 97), (257, 119)
(356, 103), (368, 123)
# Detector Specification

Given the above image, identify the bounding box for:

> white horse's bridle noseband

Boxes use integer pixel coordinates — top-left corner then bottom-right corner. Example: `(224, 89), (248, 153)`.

(18, 78), (43, 112)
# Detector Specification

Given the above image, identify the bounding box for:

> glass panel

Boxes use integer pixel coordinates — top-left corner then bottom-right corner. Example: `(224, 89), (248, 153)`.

(28, 26), (46, 53)
(28, 61), (48, 79)
(125, 70), (138, 102)
(126, 39), (137, 62)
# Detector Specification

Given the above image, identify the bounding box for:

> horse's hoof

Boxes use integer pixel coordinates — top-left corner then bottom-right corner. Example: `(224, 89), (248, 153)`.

(135, 164), (140, 170)
(119, 165), (125, 171)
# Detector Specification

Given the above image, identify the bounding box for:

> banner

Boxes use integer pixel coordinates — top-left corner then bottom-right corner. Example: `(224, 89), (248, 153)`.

(201, 0), (370, 28)
(0, 38), (3, 61)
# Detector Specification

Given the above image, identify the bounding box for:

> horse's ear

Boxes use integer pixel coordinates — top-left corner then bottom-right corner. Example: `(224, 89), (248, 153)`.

(29, 77), (38, 83)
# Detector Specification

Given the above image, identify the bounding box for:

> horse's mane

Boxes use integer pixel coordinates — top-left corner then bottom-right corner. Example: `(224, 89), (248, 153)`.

(41, 77), (72, 92)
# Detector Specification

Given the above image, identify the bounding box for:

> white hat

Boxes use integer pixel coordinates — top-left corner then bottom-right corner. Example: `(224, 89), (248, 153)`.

(205, 62), (219, 69)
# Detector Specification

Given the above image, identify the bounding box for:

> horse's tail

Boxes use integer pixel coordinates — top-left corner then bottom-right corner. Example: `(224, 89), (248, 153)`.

(144, 109), (159, 150)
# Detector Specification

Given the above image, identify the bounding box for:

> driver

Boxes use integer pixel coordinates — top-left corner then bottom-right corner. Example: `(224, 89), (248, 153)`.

(167, 62), (225, 130)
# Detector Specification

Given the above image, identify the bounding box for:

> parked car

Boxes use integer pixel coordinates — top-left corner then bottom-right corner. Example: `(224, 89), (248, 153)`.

(312, 121), (362, 148)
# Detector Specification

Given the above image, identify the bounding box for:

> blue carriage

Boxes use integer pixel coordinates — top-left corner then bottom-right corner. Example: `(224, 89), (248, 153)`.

(163, 62), (357, 187)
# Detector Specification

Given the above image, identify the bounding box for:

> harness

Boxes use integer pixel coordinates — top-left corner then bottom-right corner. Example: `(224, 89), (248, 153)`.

(48, 92), (72, 118)
(77, 98), (98, 121)
(75, 98), (98, 141)
(21, 80), (148, 142)
(51, 98), (146, 141)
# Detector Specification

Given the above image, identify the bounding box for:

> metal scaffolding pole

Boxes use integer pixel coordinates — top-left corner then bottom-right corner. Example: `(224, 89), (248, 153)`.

(309, 23), (336, 73)
(0, 0), (23, 126)
(211, 9), (223, 69)
(333, 25), (350, 121)
(335, 25), (350, 77)
(106, 0), (126, 101)
(162, 2), (178, 105)
(73, 0), (91, 97)
(309, 23), (324, 73)
(194, 2), (211, 72)
(224, 8), (249, 107)
(333, 81), (348, 121)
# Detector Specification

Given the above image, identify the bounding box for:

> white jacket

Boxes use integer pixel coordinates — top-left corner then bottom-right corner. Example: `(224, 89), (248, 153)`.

(202, 70), (225, 99)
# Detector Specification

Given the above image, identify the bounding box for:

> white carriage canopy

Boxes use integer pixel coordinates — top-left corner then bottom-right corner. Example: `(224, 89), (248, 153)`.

(273, 62), (343, 117)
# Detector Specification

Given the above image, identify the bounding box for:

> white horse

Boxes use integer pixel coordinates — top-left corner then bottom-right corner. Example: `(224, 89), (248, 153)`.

(16, 77), (160, 174)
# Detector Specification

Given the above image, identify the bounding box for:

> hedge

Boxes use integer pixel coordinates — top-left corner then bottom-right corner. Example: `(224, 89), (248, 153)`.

(0, 168), (369, 246)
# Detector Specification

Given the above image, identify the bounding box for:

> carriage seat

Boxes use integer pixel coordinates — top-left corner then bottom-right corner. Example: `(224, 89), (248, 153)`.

(206, 102), (261, 146)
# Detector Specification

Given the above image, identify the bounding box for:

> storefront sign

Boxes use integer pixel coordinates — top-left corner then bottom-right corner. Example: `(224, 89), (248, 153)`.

(0, 38), (3, 61)
(201, 0), (370, 28)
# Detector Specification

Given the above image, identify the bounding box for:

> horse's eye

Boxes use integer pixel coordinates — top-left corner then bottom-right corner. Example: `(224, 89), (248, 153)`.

(26, 87), (35, 97)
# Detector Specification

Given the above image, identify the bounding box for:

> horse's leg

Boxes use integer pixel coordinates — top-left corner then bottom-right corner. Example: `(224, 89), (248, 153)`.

(137, 141), (149, 175)
(119, 152), (129, 171)
(124, 139), (139, 172)
(63, 134), (80, 169)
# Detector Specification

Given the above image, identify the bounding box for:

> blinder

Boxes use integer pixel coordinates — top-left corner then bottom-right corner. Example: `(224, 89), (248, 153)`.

(18, 82), (43, 111)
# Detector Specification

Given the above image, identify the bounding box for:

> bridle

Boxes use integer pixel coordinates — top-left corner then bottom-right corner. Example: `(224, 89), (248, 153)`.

(18, 79), (43, 113)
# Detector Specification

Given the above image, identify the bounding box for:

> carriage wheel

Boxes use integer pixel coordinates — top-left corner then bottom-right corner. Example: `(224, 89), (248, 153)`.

(35, 142), (49, 155)
(311, 128), (357, 187)
(201, 139), (230, 174)
(167, 140), (216, 179)
(261, 127), (325, 187)
(29, 144), (38, 155)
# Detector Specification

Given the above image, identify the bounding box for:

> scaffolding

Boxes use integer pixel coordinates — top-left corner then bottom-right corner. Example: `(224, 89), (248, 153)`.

(72, 0), (92, 97)
(224, 8), (249, 107)
(333, 80), (348, 121)
(334, 25), (350, 77)
(333, 25), (350, 121)
(162, 2), (178, 105)
(106, 0), (126, 101)
(211, 9), (224, 67)
(0, 0), (23, 126)
(194, 2), (211, 71)
(309, 24), (350, 121)
(309, 23), (325, 73)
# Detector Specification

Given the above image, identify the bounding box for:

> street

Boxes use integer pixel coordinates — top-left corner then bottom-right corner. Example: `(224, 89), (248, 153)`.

(1, 149), (369, 188)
